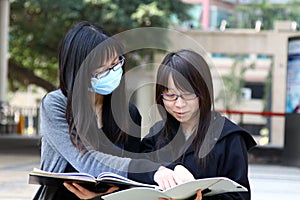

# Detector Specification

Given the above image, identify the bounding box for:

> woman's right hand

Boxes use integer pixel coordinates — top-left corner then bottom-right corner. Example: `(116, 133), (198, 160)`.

(63, 182), (119, 200)
(154, 165), (195, 190)
(154, 166), (178, 190)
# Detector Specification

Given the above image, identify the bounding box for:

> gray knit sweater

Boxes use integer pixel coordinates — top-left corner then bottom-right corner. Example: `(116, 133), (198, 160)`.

(39, 89), (131, 177)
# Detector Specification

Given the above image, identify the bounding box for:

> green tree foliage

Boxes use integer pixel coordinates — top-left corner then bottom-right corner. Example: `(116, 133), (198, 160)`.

(216, 55), (255, 110)
(236, 0), (300, 29)
(9, 0), (192, 92)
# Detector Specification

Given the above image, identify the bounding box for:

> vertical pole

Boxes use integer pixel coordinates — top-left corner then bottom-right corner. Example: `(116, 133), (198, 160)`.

(0, 0), (10, 102)
(201, 0), (210, 30)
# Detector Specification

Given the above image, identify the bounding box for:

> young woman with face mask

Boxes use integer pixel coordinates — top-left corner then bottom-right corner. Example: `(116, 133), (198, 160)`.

(33, 21), (194, 200)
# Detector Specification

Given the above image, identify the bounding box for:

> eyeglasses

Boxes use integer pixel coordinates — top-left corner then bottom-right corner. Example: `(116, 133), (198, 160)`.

(93, 55), (125, 79)
(161, 93), (197, 101)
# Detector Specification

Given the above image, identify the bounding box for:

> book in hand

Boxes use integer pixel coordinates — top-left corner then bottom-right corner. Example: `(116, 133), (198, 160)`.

(102, 177), (248, 200)
(28, 168), (156, 193)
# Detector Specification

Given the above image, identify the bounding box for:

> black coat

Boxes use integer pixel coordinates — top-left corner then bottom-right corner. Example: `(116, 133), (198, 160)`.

(140, 115), (256, 200)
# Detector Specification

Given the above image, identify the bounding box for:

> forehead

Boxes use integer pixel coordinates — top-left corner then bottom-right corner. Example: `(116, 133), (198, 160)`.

(166, 73), (194, 93)
(166, 75), (182, 92)
(98, 51), (119, 66)
(167, 75), (175, 87)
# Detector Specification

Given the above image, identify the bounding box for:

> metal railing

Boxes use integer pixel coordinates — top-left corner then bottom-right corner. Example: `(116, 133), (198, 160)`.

(218, 109), (286, 145)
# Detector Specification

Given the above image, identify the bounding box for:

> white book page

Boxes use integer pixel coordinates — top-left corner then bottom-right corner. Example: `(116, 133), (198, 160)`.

(206, 177), (247, 196)
(163, 178), (217, 199)
(102, 177), (248, 200)
(31, 168), (95, 180)
(97, 172), (155, 187)
(102, 187), (168, 200)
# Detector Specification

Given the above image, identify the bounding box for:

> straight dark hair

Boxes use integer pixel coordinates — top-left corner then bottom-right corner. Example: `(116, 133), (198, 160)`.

(58, 21), (127, 151)
(155, 49), (214, 167)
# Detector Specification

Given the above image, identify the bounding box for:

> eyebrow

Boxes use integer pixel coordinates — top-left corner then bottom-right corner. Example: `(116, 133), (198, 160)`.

(110, 55), (120, 64)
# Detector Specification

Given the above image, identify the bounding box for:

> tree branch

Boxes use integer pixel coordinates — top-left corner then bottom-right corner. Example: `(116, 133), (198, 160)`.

(8, 60), (56, 92)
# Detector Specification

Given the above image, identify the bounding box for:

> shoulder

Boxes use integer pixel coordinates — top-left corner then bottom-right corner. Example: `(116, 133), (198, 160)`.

(42, 89), (66, 103)
(148, 120), (164, 137)
(128, 102), (141, 123)
(142, 120), (164, 141)
(140, 120), (164, 152)
(128, 102), (140, 116)
(41, 89), (66, 112)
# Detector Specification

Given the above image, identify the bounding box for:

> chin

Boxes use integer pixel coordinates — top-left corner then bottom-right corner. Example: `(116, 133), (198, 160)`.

(176, 117), (186, 123)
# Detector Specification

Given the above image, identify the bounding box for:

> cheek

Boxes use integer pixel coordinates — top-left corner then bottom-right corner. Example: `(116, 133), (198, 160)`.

(194, 100), (200, 108)
(163, 101), (173, 112)
(190, 99), (200, 112)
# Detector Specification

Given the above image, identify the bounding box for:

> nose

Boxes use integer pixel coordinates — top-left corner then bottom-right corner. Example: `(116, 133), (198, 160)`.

(174, 96), (186, 107)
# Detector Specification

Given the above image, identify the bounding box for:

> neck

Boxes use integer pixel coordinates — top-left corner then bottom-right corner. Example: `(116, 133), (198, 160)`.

(94, 94), (104, 128)
(182, 120), (197, 137)
(181, 115), (199, 138)
(182, 123), (196, 136)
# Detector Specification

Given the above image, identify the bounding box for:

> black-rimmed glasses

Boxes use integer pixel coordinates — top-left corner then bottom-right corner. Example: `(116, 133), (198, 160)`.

(161, 93), (197, 101)
(93, 55), (125, 79)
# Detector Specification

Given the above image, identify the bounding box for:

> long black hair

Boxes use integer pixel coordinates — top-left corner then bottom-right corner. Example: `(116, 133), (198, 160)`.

(155, 49), (214, 166)
(58, 21), (128, 151)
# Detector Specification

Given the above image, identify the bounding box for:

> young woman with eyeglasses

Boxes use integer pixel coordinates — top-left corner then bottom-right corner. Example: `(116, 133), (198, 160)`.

(141, 49), (256, 200)
(33, 22), (193, 200)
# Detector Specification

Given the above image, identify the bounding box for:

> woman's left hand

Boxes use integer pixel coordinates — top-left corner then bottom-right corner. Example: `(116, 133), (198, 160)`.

(63, 182), (119, 199)
(194, 190), (203, 200)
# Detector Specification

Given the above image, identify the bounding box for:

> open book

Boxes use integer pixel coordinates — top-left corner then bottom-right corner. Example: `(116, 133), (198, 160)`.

(102, 177), (247, 200)
(28, 168), (156, 193)
(29, 168), (247, 198)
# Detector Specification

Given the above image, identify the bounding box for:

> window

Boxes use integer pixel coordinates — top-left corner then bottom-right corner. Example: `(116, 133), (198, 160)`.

(243, 82), (265, 99)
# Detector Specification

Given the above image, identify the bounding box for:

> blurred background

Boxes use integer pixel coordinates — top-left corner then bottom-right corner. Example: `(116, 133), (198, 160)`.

(2, 0), (300, 153)
(1, 0), (300, 199)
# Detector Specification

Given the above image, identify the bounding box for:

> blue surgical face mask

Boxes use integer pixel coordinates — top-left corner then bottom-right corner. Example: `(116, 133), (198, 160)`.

(90, 67), (123, 95)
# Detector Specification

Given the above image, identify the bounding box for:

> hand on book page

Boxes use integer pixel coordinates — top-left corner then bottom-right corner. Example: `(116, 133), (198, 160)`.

(154, 165), (195, 190)
(173, 165), (195, 184)
(102, 177), (247, 200)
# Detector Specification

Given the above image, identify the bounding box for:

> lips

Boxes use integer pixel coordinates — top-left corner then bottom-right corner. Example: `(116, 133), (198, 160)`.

(174, 111), (187, 117)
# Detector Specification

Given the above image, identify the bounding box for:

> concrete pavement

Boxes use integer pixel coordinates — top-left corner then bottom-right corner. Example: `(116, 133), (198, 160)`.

(0, 153), (39, 200)
(249, 164), (300, 200)
(0, 153), (300, 200)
